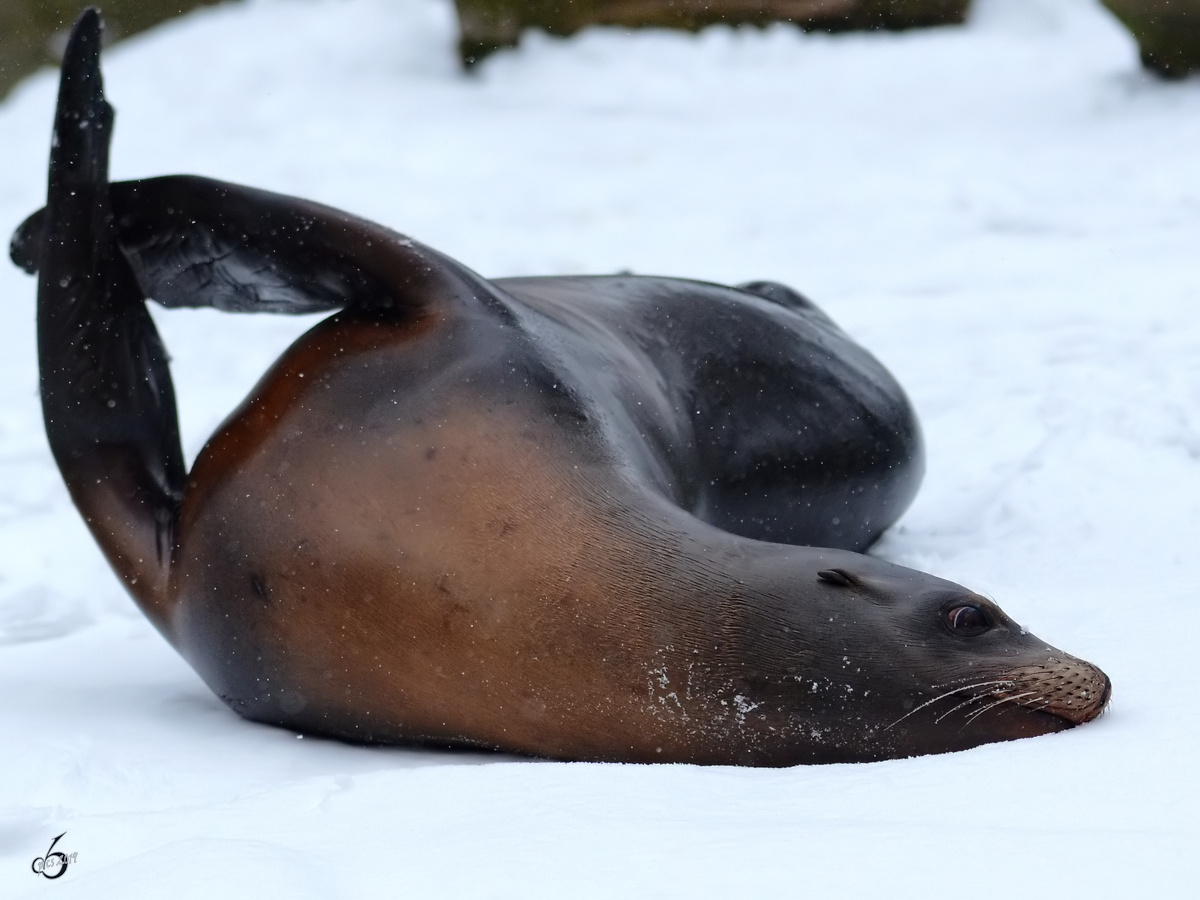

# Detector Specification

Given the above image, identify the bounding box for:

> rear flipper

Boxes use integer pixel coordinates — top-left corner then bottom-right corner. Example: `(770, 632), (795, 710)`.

(13, 170), (498, 321)
(33, 9), (185, 635)
(12, 175), (415, 316)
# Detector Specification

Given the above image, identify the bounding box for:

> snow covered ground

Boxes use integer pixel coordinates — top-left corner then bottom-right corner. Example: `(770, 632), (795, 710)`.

(2, 0), (1199, 895)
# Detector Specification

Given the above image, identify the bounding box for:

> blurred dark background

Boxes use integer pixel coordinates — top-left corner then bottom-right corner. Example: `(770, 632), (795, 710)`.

(0, 0), (975, 99)
(1, 0), (1194, 102)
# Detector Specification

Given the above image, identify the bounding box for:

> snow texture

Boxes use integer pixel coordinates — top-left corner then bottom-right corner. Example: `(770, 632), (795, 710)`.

(1, 0), (1198, 895)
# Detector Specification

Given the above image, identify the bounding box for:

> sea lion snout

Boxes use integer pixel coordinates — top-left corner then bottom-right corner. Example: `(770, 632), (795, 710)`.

(993, 657), (1111, 726)
(850, 569), (1111, 755)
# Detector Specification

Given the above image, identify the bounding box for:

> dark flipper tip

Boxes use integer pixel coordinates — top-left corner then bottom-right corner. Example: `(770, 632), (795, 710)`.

(59, 8), (106, 109)
(11, 8), (108, 276)
(51, 8), (113, 189)
(66, 8), (104, 67)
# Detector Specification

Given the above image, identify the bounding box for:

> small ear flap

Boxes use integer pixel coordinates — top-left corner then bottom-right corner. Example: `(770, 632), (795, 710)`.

(817, 568), (860, 588)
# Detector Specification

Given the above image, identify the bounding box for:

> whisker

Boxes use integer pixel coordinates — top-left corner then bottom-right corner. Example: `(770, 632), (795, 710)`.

(885, 680), (1016, 731)
(933, 693), (988, 724)
(963, 691), (1039, 726)
(928, 675), (1014, 692)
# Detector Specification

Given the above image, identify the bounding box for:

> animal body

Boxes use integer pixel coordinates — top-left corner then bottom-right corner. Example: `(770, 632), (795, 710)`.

(10, 10), (1109, 765)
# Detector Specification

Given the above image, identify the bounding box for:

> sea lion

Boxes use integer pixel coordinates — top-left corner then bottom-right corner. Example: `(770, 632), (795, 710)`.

(9, 10), (1109, 765)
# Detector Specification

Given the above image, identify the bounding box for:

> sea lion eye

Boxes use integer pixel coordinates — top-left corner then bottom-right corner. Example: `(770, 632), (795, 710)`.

(946, 605), (989, 635)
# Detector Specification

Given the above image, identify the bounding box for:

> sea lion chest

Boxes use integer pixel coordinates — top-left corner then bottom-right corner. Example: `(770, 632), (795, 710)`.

(165, 307), (728, 754)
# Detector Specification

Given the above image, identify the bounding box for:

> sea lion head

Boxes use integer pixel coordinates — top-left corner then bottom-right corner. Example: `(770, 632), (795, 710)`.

(782, 555), (1110, 762)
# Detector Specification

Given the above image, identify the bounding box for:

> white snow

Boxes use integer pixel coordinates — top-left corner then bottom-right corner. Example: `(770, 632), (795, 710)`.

(2, 0), (1198, 895)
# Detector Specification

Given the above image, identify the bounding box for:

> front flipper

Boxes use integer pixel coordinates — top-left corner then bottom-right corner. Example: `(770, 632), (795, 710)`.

(14, 173), (492, 318)
(35, 9), (184, 634)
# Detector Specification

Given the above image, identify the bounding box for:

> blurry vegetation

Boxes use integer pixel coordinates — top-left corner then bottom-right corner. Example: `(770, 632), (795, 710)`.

(0, 0), (224, 99)
(1101, 0), (1200, 78)
(454, 0), (972, 65)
